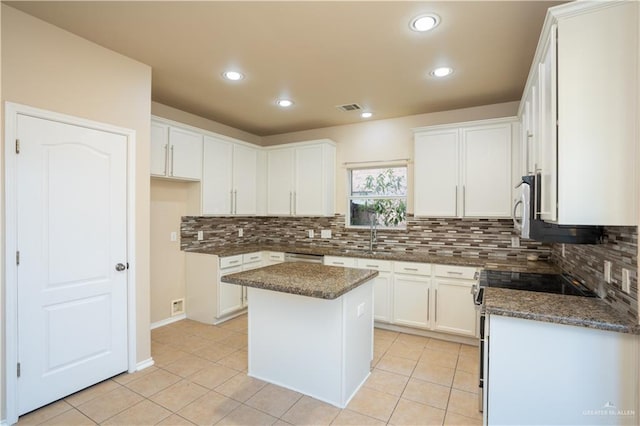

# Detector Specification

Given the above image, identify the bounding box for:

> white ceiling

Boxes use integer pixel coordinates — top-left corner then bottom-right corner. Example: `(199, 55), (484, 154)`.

(6, 1), (566, 136)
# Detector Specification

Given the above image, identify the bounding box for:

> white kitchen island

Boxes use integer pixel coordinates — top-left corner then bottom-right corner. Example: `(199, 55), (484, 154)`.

(221, 262), (378, 408)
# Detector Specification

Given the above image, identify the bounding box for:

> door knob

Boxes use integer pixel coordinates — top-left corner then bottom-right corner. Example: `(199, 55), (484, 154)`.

(115, 263), (126, 271)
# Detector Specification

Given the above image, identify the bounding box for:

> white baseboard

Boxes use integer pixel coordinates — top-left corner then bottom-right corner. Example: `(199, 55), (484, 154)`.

(374, 322), (479, 346)
(136, 357), (155, 372)
(150, 313), (186, 330)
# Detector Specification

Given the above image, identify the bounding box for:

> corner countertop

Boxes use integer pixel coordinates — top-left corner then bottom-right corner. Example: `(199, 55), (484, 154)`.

(484, 287), (640, 334)
(185, 244), (559, 274)
(221, 262), (379, 300)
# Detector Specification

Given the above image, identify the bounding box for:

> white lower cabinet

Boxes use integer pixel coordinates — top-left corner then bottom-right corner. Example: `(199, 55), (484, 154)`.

(355, 259), (393, 323)
(393, 272), (432, 329)
(325, 256), (479, 338)
(186, 252), (265, 324)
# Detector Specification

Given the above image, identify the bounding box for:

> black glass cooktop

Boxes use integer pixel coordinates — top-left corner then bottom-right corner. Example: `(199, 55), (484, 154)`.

(480, 270), (597, 297)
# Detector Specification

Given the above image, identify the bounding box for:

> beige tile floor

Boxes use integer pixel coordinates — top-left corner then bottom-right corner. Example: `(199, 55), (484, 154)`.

(18, 315), (482, 426)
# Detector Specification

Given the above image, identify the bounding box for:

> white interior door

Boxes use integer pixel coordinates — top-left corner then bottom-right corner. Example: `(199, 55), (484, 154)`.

(16, 114), (129, 415)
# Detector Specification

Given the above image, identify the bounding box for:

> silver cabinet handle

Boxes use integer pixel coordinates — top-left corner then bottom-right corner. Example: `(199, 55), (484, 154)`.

(170, 145), (175, 176)
(115, 263), (126, 272)
(365, 264), (379, 269)
(426, 289), (430, 321)
(163, 144), (169, 175)
(434, 289), (438, 322)
(234, 190), (238, 214)
(289, 191), (293, 215)
(455, 185), (458, 216)
(462, 186), (466, 217)
(229, 260), (239, 265)
(403, 267), (419, 272)
(333, 262), (344, 265)
(293, 192), (297, 215)
(447, 271), (463, 275)
(230, 190), (234, 214)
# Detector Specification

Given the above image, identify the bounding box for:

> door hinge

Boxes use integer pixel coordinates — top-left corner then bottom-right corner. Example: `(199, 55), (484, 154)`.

(17, 362), (21, 378)
(15, 139), (20, 154)
(16, 250), (20, 266)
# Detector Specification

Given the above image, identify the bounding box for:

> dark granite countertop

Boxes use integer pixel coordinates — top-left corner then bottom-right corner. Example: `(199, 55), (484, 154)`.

(221, 262), (379, 300)
(185, 244), (558, 273)
(484, 287), (640, 334)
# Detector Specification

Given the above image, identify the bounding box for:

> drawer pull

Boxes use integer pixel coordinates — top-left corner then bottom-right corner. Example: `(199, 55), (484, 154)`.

(365, 264), (379, 268)
(229, 260), (239, 264)
(447, 271), (463, 275)
(403, 267), (419, 271)
(333, 262), (344, 265)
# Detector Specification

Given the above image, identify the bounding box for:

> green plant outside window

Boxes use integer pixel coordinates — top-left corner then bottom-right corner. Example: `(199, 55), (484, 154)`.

(348, 167), (407, 228)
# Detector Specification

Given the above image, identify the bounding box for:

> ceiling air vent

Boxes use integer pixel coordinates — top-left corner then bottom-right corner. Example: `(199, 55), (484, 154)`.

(336, 103), (362, 112)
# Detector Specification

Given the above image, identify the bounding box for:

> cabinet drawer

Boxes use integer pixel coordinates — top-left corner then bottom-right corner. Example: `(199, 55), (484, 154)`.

(220, 255), (243, 269)
(264, 251), (285, 262)
(324, 256), (356, 267)
(394, 261), (432, 276)
(434, 264), (479, 280)
(356, 258), (392, 272)
(243, 252), (262, 264)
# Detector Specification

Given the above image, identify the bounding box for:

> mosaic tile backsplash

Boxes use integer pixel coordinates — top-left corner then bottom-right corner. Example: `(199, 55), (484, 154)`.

(551, 226), (638, 321)
(181, 216), (638, 321)
(181, 214), (550, 261)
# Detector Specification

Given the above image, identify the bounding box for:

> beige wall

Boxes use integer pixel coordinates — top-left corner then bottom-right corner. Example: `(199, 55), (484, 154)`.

(150, 179), (199, 324)
(263, 101), (519, 214)
(1, 4), (152, 419)
(152, 102), (262, 145)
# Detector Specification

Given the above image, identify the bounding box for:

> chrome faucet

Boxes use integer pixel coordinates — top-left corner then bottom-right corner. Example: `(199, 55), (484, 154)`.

(369, 212), (377, 252)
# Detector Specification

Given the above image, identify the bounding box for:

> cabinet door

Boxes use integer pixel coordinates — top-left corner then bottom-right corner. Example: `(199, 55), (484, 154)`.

(538, 24), (557, 222)
(150, 122), (169, 176)
(232, 144), (258, 215)
(372, 272), (393, 323)
(414, 130), (459, 217)
(202, 136), (233, 215)
(169, 127), (202, 180)
(266, 148), (294, 215)
(218, 265), (243, 317)
(392, 274), (431, 329)
(433, 279), (477, 337)
(295, 145), (325, 216)
(461, 123), (512, 217)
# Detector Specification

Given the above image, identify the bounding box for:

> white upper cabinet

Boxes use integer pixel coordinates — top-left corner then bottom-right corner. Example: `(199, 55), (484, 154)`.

(150, 119), (202, 180)
(414, 129), (459, 217)
(202, 135), (258, 215)
(414, 118), (515, 218)
(266, 140), (336, 216)
(520, 1), (638, 226)
(266, 147), (295, 215)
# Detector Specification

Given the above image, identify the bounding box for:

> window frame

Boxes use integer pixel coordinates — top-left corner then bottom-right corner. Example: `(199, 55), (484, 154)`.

(346, 165), (408, 230)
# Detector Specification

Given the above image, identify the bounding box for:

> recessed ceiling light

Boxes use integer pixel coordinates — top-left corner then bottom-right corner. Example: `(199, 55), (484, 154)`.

(276, 99), (294, 108)
(222, 70), (244, 81)
(430, 67), (453, 78)
(410, 14), (440, 32)
(361, 112), (373, 119)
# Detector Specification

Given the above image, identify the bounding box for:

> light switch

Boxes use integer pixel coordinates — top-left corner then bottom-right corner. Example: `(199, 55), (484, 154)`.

(321, 230), (332, 239)
(238, 228), (244, 237)
(622, 268), (631, 294)
(357, 303), (365, 317)
(170, 232), (177, 242)
(197, 230), (203, 241)
(604, 261), (612, 283)
(308, 230), (315, 238)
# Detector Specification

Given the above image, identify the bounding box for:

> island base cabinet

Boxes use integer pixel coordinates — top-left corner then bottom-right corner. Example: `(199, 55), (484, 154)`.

(247, 281), (374, 408)
(487, 315), (639, 426)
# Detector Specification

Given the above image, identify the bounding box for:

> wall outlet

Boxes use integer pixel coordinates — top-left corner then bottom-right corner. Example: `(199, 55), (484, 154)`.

(561, 243), (565, 258)
(511, 236), (520, 248)
(197, 230), (203, 241)
(357, 303), (365, 317)
(170, 231), (177, 242)
(238, 228), (244, 237)
(604, 260), (612, 283)
(321, 229), (332, 239)
(622, 268), (631, 294)
(308, 230), (315, 238)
